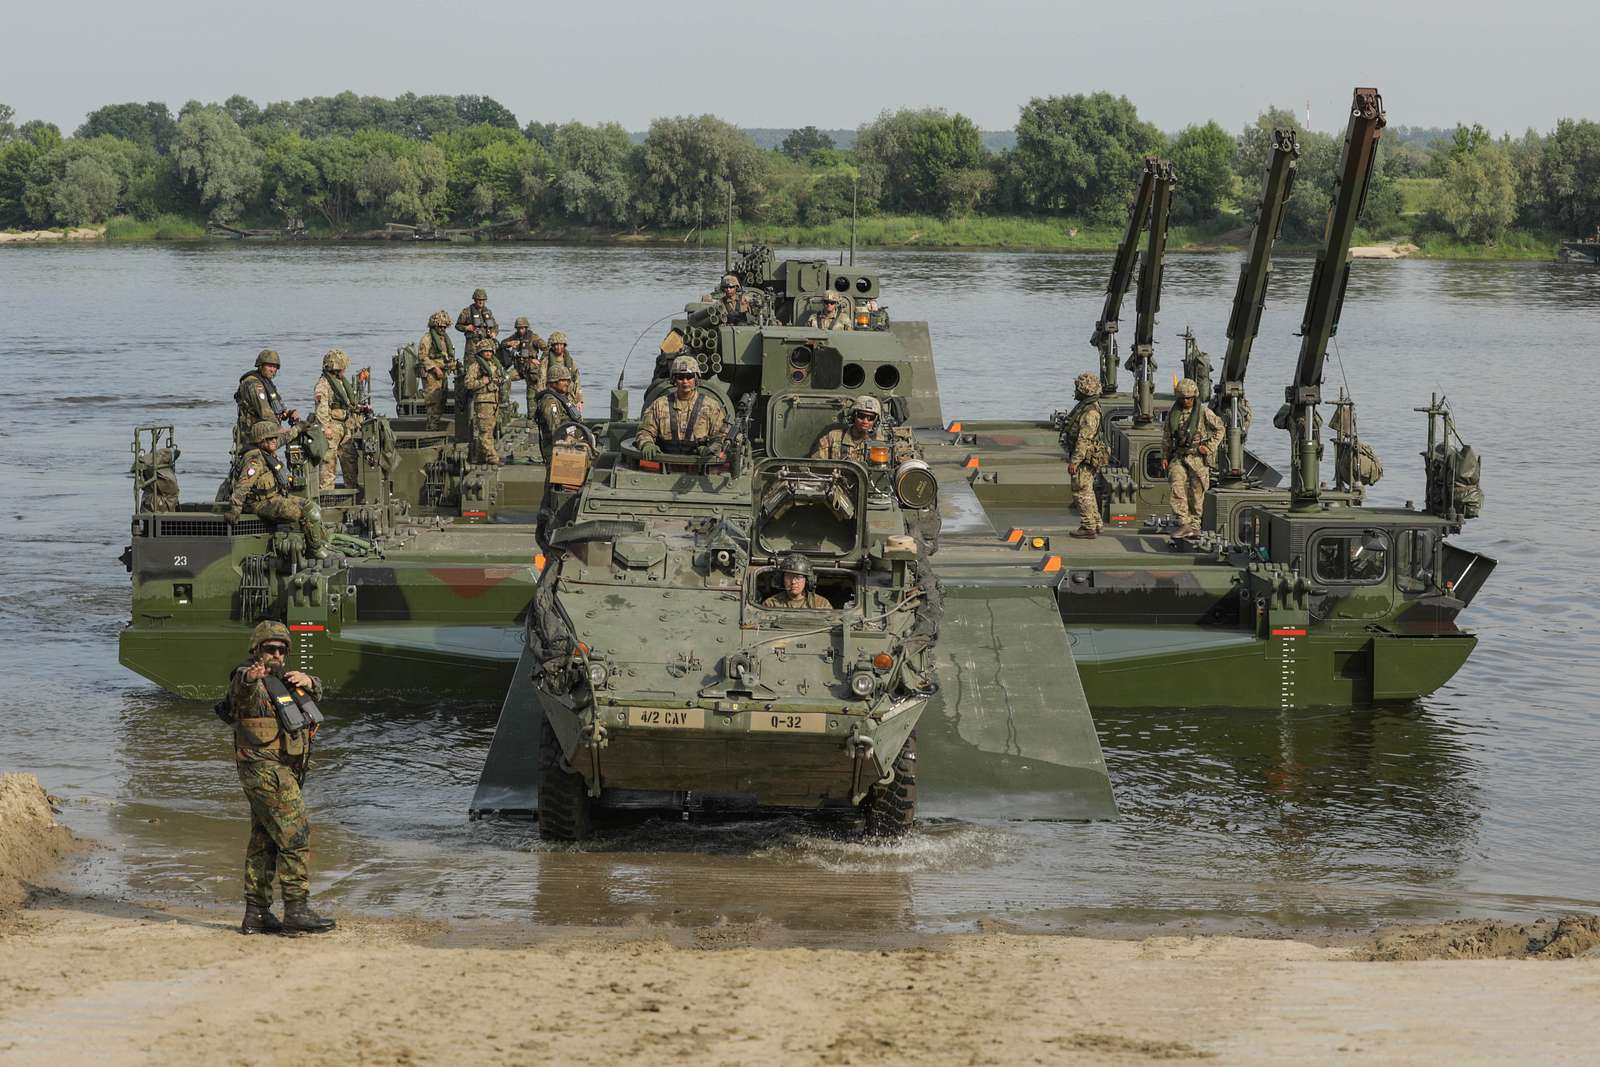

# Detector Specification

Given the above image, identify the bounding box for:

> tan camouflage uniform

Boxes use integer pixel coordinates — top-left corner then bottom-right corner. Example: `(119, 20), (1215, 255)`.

(702, 275), (752, 321)
(535, 334), (583, 407)
(313, 353), (362, 491)
(417, 312), (457, 428)
(228, 656), (321, 906)
(810, 425), (883, 462)
(804, 297), (853, 331)
(1164, 394), (1226, 534)
(1063, 373), (1109, 534)
(464, 344), (506, 465)
(762, 590), (832, 609)
(637, 392), (728, 449)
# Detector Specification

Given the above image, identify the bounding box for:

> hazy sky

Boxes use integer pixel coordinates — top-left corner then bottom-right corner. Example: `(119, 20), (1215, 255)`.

(6, 0), (1592, 136)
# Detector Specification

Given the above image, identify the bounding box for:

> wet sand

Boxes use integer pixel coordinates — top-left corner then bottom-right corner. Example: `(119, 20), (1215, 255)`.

(4, 776), (1598, 1067)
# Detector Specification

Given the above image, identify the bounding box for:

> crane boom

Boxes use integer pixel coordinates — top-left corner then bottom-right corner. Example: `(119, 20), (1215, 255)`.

(1129, 158), (1175, 424)
(1089, 158), (1159, 395)
(1287, 88), (1385, 506)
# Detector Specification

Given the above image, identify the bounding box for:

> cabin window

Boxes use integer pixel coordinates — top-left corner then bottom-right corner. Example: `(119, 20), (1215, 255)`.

(750, 566), (857, 610)
(1396, 528), (1437, 592)
(1312, 531), (1388, 585)
(1143, 449), (1165, 481)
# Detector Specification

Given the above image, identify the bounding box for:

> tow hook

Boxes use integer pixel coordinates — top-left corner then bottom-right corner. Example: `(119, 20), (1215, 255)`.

(579, 720), (608, 797)
(846, 725), (877, 804)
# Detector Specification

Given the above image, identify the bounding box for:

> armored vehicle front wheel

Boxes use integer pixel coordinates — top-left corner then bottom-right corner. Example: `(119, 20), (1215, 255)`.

(537, 715), (594, 842)
(862, 733), (916, 839)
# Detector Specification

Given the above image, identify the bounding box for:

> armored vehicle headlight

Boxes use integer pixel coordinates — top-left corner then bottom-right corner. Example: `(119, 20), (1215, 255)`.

(894, 459), (937, 510)
(587, 662), (608, 688)
(849, 671), (875, 698)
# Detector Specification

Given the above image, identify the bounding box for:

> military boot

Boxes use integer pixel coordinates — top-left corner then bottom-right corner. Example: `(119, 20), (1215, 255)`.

(1070, 527), (1098, 540)
(240, 901), (284, 935)
(281, 897), (337, 934)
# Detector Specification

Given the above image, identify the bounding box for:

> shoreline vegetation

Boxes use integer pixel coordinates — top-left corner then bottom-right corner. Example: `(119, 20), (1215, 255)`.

(0, 213), (1570, 260)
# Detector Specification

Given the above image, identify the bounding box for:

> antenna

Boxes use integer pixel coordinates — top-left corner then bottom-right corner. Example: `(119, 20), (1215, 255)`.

(849, 173), (858, 266)
(724, 182), (734, 272)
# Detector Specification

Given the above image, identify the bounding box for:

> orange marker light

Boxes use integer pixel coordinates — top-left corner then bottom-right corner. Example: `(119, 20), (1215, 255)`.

(868, 445), (891, 465)
(872, 653), (894, 670)
(533, 553), (546, 570)
(947, 421), (963, 433)
(963, 455), (980, 469)
(1040, 555), (1063, 573)
(1005, 528), (1025, 544)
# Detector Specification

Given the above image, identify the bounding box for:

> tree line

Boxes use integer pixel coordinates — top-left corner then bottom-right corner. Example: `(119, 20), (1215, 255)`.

(0, 92), (1595, 244)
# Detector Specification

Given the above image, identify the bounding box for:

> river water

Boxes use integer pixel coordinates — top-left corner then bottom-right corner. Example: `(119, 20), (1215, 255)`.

(1, 242), (1597, 936)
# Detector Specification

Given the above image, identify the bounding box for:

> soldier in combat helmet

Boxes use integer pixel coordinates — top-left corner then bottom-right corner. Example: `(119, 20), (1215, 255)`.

(233, 349), (300, 451)
(457, 287), (498, 346)
(417, 310), (458, 430)
(810, 395), (885, 462)
(220, 619), (336, 936)
(534, 364), (585, 549)
(536, 330), (584, 412)
(804, 292), (853, 331)
(463, 337), (508, 465)
(225, 420), (333, 560)
(701, 273), (752, 323)
(499, 316), (546, 414)
(1063, 372), (1110, 539)
(312, 349), (364, 491)
(1163, 377), (1226, 540)
(637, 355), (728, 460)
(762, 554), (832, 609)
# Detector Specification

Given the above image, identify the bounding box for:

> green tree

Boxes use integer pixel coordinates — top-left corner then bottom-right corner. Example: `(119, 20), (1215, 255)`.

(1435, 139), (1517, 241)
(634, 115), (769, 226)
(0, 121), (58, 226)
(356, 136), (447, 224)
(547, 122), (635, 225)
(435, 125), (552, 223)
(455, 96), (519, 130)
(0, 103), (17, 143)
(76, 102), (176, 153)
(19, 137), (161, 226)
(173, 106), (262, 221)
(1534, 118), (1600, 233)
(1009, 93), (1161, 220)
(854, 108), (986, 215)
(780, 126), (834, 161)
(223, 95), (262, 129)
(1167, 121), (1234, 223)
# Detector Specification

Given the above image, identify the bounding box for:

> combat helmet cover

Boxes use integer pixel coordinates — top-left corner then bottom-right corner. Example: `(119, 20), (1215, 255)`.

(851, 394), (882, 417)
(255, 349), (281, 369)
(1074, 372), (1101, 398)
(720, 273), (740, 289)
(669, 355), (701, 378)
(547, 363), (573, 384)
(1175, 377), (1199, 398)
(471, 337), (498, 354)
(428, 310), (450, 328)
(548, 330), (568, 346)
(250, 419), (282, 444)
(249, 620), (292, 651)
(778, 553), (814, 579)
(514, 316), (530, 329)
(322, 348), (349, 372)
(472, 288), (488, 301)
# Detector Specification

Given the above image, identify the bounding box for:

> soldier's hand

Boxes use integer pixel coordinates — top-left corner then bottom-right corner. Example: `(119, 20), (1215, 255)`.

(1160, 459), (1169, 473)
(573, 401), (583, 415)
(1197, 445), (1209, 457)
(640, 440), (662, 461)
(1068, 463), (1078, 476)
(245, 662), (268, 682)
(286, 408), (300, 421)
(464, 324), (476, 332)
(284, 669), (313, 689)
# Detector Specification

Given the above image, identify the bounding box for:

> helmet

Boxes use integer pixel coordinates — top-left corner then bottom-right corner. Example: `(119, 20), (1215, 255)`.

(548, 330), (568, 346)
(514, 316), (530, 329)
(547, 364), (573, 384)
(255, 349), (280, 369)
(851, 395), (882, 417)
(472, 288), (488, 300)
(250, 419), (281, 444)
(1175, 378), (1199, 398)
(821, 292), (840, 305)
(322, 348), (348, 372)
(778, 553), (814, 579)
(669, 355), (701, 378)
(249, 620), (292, 651)
(720, 273), (740, 289)
(1074, 372), (1101, 398)
(428, 310), (450, 328)
(471, 337), (497, 353)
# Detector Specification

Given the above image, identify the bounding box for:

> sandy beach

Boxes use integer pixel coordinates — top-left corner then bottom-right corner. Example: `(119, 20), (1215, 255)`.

(3, 773), (1598, 1066)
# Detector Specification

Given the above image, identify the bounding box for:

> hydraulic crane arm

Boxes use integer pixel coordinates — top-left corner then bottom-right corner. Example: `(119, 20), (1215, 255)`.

(1129, 158), (1175, 424)
(1088, 158), (1159, 395)
(1288, 88), (1385, 506)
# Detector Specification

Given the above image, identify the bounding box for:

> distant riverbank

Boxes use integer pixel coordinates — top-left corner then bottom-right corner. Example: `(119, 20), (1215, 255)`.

(0, 213), (1571, 261)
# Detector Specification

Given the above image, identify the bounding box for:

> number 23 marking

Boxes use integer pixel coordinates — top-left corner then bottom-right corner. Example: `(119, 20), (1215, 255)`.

(172, 555), (189, 567)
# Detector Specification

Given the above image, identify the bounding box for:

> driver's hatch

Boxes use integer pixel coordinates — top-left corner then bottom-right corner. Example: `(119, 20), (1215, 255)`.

(751, 458), (866, 565)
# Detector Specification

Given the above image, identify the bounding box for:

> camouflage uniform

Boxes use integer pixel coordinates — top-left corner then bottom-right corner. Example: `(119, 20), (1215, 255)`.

(1063, 372), (1109, 535)
(701, 274), (751, 322)
(810, 395), (885, 462)
(464, 341), (507, 465)
(456, 289), (498, 346)
(534, 373), (582, 463)
(637, 392), (728, 451)
(225, 423), (331, 557)
(1164, 379), (1226, 536)
(233, 350), (294, 451)
(762, 590), (832, 609)
(499, 317), (546, 414)
(803, 296), (853, 331)
(535, 331), (583, 407)
(535, 366), (586, 550)
(417, 311), (457, 428)
(313, 350), (362, 491)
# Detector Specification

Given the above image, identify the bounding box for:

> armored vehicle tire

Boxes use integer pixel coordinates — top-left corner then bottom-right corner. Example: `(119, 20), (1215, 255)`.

(862, 732), (916, 839)
(537, 715), (594, 842)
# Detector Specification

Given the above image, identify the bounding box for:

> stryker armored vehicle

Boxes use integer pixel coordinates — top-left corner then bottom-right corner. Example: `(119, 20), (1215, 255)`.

(915, 87), (1494, 708)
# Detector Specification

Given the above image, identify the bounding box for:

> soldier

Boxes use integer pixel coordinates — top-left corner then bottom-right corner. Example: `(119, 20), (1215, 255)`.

(636, 355), (728, 460)
(804, 292), (853, 331)
(417, 310), (457, 430)
(762, 554), (832, 609)
(312, 349), (363, 491)
(701, 273), (751, 323)
(456, 287), (498, 346)
(225, 420), (332, 560)
(499, 315), (546, 413)
(810, 395), (885, 462)
(534, 365), (585, 549)
(222, 619), (336, 935)
(1063, 372), (1110, 539)
(233, 349), (299, 450)
(1163, 377), (1226, 540)
(463, 337), (506, 465)
(536, 330), (584, 412)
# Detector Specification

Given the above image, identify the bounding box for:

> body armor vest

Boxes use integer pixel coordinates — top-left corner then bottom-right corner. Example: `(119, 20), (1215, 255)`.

(322, 371), (356, 415)
(1166, 402), (1204, 457)
(665, 393), (708, 452)
(1061, 398), (1106, 463)
(238, 370), (287, 421)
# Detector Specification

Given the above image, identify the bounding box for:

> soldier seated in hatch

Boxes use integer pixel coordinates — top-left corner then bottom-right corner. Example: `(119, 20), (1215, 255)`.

(636, 356), (728, 459)
(761, 554), (832, 610)
(810, 395), (885, 462)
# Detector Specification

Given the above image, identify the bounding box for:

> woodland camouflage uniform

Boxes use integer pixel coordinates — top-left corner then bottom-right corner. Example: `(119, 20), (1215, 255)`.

(535, 330), (583, 407)
(225, 421), (331, 557)
(233, 350), (294, 451)
(456, 288), (498, 345)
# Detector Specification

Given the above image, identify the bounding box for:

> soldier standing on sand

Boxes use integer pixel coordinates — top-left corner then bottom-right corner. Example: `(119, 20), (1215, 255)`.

(810, 395), (885, 462)
(312, 349), (363, 491)
(762, 554), (832, 609)
(463, 337), (507, 465)
(233, 349), (299, 452)
(225, 421), (332, 559)
(636, 356), (728, 460)
(1063, 372), (1109, 539)
(1163, 377), (1226, 540)
(220, 619), (336, 936)
(457, 287), (498, 347)
(417, 311), (457, 430)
